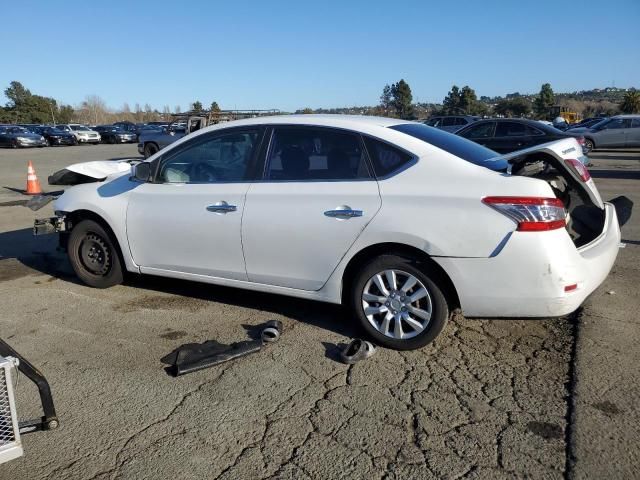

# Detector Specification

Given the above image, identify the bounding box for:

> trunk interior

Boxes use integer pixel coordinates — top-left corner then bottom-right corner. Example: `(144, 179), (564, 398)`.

(510, 154), (605, 248)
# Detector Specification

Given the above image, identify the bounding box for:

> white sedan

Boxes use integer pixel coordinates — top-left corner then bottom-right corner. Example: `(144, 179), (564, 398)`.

(40, 115), (624, 350)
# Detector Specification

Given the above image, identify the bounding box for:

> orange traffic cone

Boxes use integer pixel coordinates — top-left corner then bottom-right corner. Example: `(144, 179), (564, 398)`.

(26, 161), (43, 195)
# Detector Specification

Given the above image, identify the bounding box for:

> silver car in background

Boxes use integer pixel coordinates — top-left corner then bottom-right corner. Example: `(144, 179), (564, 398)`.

(568, 115), (640, 151)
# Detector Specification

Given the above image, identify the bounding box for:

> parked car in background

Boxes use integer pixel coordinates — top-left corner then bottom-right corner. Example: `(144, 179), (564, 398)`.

(37, 115), (625, 350)
(66, 125), (101, 144)
(566, 115), (640, 151)
(424, 115), (480, 133)
(456, 118), (589, 155)
(138, 123), (187, 157)
(0, 125), (47, 148)
(34, 126), (77, 146)
(93, 125), (137, 144)
(112, 121), (142, 139)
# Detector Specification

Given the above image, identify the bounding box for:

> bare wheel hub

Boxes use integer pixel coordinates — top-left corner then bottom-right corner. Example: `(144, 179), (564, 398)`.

(79, 233), (111, 275)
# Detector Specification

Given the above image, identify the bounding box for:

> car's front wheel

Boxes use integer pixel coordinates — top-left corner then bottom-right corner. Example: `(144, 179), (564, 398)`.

(143, 142), (159, 158)
(351, 255), (449, 350)
(67, 219), (124, 288)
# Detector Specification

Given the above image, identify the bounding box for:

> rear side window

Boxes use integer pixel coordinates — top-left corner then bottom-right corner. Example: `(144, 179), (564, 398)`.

(390, 123), (508, 171)
(442, 117), (457, 127)
(363, 137), (413, 177)
(266, 127), (371, 181)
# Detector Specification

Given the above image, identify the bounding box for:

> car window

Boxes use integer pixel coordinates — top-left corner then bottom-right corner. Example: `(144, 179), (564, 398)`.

(390, 123), (508, 171)
(442, 117), (458, 127)
(159, 130), (259, 183)
(266, 127), (371, 181)
(602, 118), (628, 129)
(495, 122), (527, 137)
(454, 117), (468, 126)
(525, 125), (545, 136)
(363, 137), (413, 177)
(460, 122), (495, 139)
(425, 118), (441, 127)
(631, 119), (640, 128)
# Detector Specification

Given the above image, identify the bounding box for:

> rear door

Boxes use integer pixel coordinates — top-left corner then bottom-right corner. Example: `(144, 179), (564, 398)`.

(242, 126), (381, 290)
(596, 118), (630, 147)
(626, 118), (640, 147)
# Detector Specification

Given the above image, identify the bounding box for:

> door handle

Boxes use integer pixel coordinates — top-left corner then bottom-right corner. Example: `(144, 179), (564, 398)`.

(206, 201), (237, 214)
(324, 206), (363, 219)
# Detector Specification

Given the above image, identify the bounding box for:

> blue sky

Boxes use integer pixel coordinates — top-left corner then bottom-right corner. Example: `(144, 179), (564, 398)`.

(2, 0), (639, 112)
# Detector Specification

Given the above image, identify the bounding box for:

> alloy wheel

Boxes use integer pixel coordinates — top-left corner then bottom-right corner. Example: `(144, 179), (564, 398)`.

(361, 269), (433, 340)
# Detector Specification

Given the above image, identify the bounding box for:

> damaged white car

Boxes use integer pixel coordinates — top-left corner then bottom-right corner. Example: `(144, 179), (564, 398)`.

(35, 115), (631, 350)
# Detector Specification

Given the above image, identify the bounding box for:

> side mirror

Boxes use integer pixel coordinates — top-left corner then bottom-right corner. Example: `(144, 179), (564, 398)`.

(133, 162), (151, 182)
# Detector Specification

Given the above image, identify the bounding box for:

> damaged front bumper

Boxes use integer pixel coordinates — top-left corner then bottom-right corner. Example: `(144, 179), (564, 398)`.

(33, 215), (66, 236)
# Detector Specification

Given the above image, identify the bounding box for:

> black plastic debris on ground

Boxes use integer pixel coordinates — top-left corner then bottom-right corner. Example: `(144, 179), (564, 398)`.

(161, 321), (282, 377)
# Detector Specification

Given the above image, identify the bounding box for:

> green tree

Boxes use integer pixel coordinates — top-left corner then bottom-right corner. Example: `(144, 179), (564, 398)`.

(620, 91), (640, 113)
(301, 108), (314, 114)
(459, 86), (478, 114)
(191, 101), (203, 112)
(442, 85), (462, 114)
(534, 83), (555, 118)
(494, 97), (532, 117)
(210, 101), (221, 112)
(379, 84), (393, 116)
(390, 79), (414, 119)
(57, 105), (75, 123)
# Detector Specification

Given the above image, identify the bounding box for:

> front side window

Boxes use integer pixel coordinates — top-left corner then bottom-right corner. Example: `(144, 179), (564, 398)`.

(159, 130), (258, 183)
(265, 127), (370, 181)
(495, 122), (527, 137)
(461, 122), (495, 139)
(601, 118), (629, 130)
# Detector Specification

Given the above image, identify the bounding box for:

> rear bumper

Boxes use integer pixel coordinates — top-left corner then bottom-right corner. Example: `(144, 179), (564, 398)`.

(435, 203), (621, 317)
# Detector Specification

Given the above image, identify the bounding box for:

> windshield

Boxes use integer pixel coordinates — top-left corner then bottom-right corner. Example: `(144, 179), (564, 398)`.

(589, 118), (610, 130)
(47, 128), (65, 134)
(8, 127), (28, 134)
(389, 123), (508, 171)
(71, 126), (90, 131)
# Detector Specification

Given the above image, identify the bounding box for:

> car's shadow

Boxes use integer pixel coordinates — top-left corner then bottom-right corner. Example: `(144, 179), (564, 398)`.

(0, 227), (357, 339)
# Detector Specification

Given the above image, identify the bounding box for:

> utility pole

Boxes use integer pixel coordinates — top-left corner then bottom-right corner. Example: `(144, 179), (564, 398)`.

(49, 102), (56, 125)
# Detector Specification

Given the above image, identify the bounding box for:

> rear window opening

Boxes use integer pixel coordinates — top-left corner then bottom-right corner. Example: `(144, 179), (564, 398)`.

(509, 154), (605, 248)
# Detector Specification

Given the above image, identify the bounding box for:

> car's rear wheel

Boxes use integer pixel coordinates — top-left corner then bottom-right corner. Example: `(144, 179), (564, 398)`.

(67, 219), (124, 288)
(351, 255), (449, 350)
(584, 138), (595, 153)
(144, 142), (159, 158)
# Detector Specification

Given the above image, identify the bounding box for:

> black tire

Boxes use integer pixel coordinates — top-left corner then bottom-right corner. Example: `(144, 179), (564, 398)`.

(143, 142), (159, 158)
(584, 138), (595, 153)
(11, 139), (18, 149)
(67, 219), (124, 288)
(108, 135), (116, 144)
(350, 254), (449, 350)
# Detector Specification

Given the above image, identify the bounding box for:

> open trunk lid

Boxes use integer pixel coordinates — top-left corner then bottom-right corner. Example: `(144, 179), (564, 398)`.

(501, 138), (603, 209)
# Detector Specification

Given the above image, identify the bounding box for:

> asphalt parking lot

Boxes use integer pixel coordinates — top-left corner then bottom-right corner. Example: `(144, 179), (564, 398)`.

(0, 144), (638, 479)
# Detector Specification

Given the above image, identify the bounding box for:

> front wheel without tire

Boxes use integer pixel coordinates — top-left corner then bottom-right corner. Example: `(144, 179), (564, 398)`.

(584, 138), (594, 153)
(67, 219), (123, 288)
(351, 255), (449, 350)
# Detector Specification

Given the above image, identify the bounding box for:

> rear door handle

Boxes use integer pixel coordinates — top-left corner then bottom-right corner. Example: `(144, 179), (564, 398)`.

(206, 201), (237, 214)
(324, 206), (363, 219)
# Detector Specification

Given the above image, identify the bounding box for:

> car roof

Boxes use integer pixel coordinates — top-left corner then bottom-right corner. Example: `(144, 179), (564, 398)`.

(611, 114), (640, 119)
(213, 114), (409, 129)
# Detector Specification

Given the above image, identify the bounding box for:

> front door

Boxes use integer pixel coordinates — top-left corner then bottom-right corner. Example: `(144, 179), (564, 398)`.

(127, 128), (261, 280)
(596, 118), (631, 147)
(242, 126), (381, 290)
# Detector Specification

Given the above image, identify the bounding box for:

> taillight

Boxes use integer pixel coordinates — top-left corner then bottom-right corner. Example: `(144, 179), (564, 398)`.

(564, 159), (591, 182)
(482, 196), (566, 232)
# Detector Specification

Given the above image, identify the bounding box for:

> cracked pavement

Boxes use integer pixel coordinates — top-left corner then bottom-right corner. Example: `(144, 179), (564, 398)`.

(0, 145), (638, 479)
